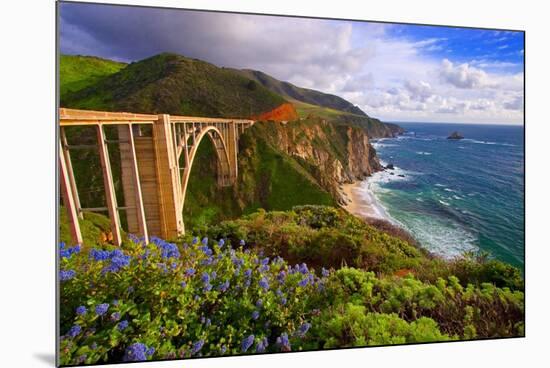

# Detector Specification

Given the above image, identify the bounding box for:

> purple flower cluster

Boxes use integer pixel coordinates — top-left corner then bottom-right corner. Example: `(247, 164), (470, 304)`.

(123, 342), (154, 362)
(67, 324), (81, 338)
(151, 237), (180, 259)
(95, 303), (109, 316)
(276, 333), (291, 351)
(75, 306), (87, 315)
(60, 244), (81, 259)
(297, 322), (311, 337)
(241, 335), (255, 352)
(60, 269), (76, 281)
(256, 337), (269, 353)
(259, 277), (269, 291)
(217, 280), (230, 292)
(117, 320), (129, 331)
(252, 310), (260, 320)
(191, 339), (204, 355)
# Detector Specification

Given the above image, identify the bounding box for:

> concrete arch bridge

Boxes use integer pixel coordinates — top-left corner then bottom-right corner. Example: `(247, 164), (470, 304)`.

(59, 108), (255, 245)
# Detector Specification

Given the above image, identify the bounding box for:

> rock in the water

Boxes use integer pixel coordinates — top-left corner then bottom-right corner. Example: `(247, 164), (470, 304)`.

(398, 174), (405, 178)
(386, 163), (395, 170)
(447, 131), (464, 140)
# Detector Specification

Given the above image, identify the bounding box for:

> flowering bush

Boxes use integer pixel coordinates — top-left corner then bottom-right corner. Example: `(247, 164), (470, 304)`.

(59, 236), (326, 365)
(59, 228), (524, 365)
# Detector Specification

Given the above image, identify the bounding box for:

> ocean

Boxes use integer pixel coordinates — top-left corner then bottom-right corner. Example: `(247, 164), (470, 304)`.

(366, 122), (524, 268)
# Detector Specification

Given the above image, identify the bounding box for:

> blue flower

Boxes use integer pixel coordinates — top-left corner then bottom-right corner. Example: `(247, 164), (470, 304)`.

(256, 299), (263, 308)
(241, 335), (255, 352)
(298, 277), (309, 287)
(277, 270), (287, 283)
(90, 249), (110, 261)
(206, 318), (211, 327)
(259, 277), (269, 290)
(201, 237), (209, 246)
(146, 347), (155, 356)
(218, 238), (225, 247)
(220, 345), (227, 354)
(67, 325), (81, 338)
(244, 269), (252, 278)
(256, 337), (269, 353)
(103, 253), (131, 273)
(186, 268), (196, 277)
(280, 297), (287, 305)
(299, 263), (309, 274)
(200, 245), (213, 256)
(322, 267), (330, 277)
(59, 242), (65, 249)
(111, 312), (121, 321)
(180, 281), (187, 288)
(95, 303), (109, 316)
(192, 237), (199, 244)
(117, 320), (129, 331)
(60, 244), (81, 259)
(203, 283), (213, 292)
(252, 310), (260, 320)
(276, 333), (291, 351)
(75, 306), (87, 315)
(218, 280), (230, 292)
(261, 257), (270, 265)
(201, 272), (210, 284)
(191, 340), (204, 355)
(60, 269), (75, 281)
(239, 239), (246, 246)
(124, 343), (149, 361)
(298, 322), (311, 337)
(211, 271), (217, 280)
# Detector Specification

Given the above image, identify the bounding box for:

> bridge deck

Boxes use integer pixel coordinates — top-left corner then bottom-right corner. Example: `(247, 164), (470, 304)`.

(59, 108), (255, 125)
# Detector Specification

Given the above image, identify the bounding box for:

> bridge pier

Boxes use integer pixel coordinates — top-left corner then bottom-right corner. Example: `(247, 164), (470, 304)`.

(151, 114), (185, 238)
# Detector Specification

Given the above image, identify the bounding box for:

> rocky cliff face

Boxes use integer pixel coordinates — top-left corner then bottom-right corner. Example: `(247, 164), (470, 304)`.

(239, 118), (382, 205)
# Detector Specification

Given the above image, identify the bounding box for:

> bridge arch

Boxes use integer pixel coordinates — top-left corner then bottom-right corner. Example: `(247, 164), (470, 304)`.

(179, 125), (234, 214)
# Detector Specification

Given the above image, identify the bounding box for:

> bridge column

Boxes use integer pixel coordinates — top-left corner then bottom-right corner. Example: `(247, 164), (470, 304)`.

(227, 121), (238, 182)
(118, 125), (149, 243)
(153, 114), (185, 238)
(59, 140), (83, 245)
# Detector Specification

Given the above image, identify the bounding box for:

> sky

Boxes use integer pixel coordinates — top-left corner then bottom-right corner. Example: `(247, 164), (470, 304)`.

(59, 2), (524, 125)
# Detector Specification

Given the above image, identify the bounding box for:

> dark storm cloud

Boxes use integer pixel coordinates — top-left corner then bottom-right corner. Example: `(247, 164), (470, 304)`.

(59, 2), (374, 89)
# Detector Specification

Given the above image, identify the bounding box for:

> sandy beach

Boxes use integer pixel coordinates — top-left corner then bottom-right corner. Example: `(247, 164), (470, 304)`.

(341, 180), (388, 220)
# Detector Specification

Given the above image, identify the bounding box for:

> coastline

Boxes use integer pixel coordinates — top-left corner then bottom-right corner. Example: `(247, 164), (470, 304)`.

(341, 179), (389, 221)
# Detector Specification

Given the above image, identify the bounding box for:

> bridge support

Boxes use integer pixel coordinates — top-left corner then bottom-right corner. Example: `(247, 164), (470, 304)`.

(152, 114), (184, 238)
(59, 141), (83, 245)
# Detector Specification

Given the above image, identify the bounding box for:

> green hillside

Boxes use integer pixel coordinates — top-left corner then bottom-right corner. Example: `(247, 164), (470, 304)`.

(234, 68), (367, 116)
(62, 53), (286, 118)
(233, 70), (403, 138)
(59, 55), (126, 100)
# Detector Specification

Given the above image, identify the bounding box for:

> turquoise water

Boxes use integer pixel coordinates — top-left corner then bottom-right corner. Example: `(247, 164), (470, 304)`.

(370, 123), (524, 268)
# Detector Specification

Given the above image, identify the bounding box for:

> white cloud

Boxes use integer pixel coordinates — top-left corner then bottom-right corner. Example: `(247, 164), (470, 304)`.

(439, 59), (493, 89)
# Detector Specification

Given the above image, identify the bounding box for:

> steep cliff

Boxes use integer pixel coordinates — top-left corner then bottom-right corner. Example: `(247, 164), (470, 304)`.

(239, 118), (382, 205)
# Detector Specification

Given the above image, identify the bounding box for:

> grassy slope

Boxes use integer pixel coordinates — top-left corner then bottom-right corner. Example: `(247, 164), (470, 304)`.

(183, 122), (335, 231)
(62, 53), (286, 118)
(59, 55), (126, 100)
(233, 68), (367, 116)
